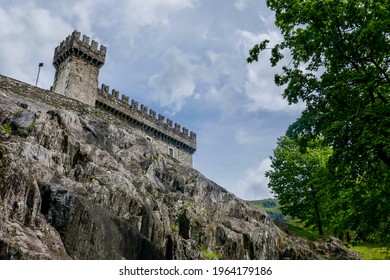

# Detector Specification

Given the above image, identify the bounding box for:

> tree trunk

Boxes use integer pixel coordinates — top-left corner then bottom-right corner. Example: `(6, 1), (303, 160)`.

(310, 186), (324, 236)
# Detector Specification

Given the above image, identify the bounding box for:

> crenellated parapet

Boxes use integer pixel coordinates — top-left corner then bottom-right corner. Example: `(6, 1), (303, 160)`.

(53, 30), (106, 69)
(96, 84), (197, 154)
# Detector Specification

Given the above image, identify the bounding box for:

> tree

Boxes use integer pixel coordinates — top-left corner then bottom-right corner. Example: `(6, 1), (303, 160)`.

(248, 0), (390, 171)
(266, 136), (332, 235)
(325, 155), (390, 242)
(249, 0), (390, 242)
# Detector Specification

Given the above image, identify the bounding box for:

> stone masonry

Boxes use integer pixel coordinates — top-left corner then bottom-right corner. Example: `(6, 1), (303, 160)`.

(52, 31), (106, 106)
(95, 85), (196, 166)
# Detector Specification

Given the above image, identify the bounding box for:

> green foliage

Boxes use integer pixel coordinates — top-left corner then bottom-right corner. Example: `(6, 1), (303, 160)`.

(351, 243), (390, 260)
(199, 246), (221, 260)
(265, 134), (390, 242)
(266, 136), (331, 235)
(248, 0), (390, 169)
(27, 121), (37, 130)
(162, 195), (171, 205)
(250, 198), (277, 209)
(247, 39), (270, 63)
(324, 163), (390, 243)
(250, 0), (390, 243)
(13, 111), (23, 118)
(151, 154), (159, 162)
(249, 199), (286, 221)
(2, 124), (12, 134)
(170, 223), (178, 232)
(250, 199), (319, 240)
(286, 223), (319, 242)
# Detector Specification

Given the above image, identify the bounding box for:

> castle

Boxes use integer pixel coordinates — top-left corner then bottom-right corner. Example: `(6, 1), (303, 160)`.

(0, 30), (196, 167)
(52, 30), (196, 167)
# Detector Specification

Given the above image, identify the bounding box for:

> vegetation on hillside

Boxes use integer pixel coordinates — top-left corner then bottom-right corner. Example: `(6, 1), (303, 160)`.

(351, 243), (390, 260)
(249, 199), (319, 240)
(248, 199), (285, 221)
(250, 199), (390, 259)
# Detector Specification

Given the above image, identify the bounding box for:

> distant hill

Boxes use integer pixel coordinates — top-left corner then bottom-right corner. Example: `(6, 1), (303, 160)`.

(248, 199), (287, 221)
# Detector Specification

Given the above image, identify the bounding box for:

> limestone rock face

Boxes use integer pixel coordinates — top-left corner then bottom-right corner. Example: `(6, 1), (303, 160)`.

(0, 92), (359, 260)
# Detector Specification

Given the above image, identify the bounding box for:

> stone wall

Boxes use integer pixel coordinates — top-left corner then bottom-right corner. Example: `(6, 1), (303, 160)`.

(52, 31), (106, 106)
(0, 74), (196, 167)
(53, 57), (100, 106)
(96, 84), (196, 167)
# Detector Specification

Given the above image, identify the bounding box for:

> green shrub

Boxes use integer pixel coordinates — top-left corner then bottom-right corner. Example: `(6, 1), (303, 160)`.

(2, 124), (12, 134)
(286, 223), (319, 241)
(200, 246), (220, 260)
(171, 223), (178, 232)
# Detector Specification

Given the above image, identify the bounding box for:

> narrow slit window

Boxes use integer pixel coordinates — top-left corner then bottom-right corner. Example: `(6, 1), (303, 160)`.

(168, 147), (174, 157)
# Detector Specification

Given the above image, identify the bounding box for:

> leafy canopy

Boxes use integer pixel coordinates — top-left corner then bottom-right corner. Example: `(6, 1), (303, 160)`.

(266, 136), (332, 235)
(250, 0), (390, 242)
(248, 0), (390, 170)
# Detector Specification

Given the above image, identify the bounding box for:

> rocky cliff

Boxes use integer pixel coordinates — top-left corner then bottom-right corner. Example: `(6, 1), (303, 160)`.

(0, 77), (359, 260)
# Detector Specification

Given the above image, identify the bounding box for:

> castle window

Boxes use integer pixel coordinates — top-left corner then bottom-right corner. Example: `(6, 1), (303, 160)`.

(168, 147), (174, 157)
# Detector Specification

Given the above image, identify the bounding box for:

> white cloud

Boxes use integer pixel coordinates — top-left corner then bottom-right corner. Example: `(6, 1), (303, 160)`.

(125, 0), (197, 25)
(235, 128), (263, 146)
(0, 3), (72, 87)
(201, 50), (247, 118)
(148, 45), (246, 117)
(116, 0), (199, 42)
(244, 64), (305, 112)
(235, 158), (273, 200)
(206, 50), (245, 93)
(66, 0), (95, 35)
(0, 7), (24, 36)
(234, 0), (249, 11)
(147, 26), (302, 117)
(148, 46), (205, 114)
(235, 29), (305, 113)
(235, 29), (277, 54)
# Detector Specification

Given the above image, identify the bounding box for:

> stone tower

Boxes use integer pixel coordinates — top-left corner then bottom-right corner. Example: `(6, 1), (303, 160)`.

(52, 30), (106, 106)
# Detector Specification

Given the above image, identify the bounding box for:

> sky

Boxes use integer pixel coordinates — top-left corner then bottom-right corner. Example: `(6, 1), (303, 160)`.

(0, 0), (304, 200)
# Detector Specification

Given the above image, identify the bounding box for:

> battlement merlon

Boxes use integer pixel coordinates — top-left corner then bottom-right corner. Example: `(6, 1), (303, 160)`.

(53, 30), (106, 69)
(97, 84), (197, 152)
